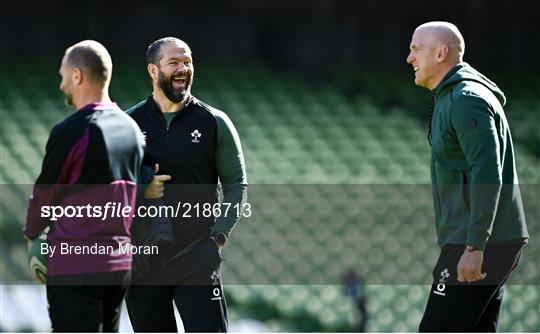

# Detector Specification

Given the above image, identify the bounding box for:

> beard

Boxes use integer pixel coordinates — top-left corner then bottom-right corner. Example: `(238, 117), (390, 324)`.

(157, 69), (192, 103)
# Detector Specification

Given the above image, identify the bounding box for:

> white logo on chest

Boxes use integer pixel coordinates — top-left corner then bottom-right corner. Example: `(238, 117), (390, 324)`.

(191, 129), (202, 143)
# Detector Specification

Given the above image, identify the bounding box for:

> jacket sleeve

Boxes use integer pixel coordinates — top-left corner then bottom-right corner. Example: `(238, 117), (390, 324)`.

(211, 112), (248, 237)
(450, 95), (502, 250)
(24, 125), (85, 239)
(25, 126), (64, 239)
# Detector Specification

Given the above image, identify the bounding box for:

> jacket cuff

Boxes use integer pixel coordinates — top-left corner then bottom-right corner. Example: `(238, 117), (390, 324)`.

(23, 229), (39, 241)
(466, 230), (489, 250)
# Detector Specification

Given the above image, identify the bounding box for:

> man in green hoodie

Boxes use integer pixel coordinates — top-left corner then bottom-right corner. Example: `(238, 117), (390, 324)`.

(406, 22), (528, 332)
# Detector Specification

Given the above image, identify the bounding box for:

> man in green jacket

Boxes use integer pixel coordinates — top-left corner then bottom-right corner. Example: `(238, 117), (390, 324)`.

(406, 21), (528, 332)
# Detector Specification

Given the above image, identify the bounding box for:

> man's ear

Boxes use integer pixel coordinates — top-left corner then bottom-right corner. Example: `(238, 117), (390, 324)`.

(147, 63), (157, 80)
(72, 67), (83, 85)
(436, 44), (449, 63)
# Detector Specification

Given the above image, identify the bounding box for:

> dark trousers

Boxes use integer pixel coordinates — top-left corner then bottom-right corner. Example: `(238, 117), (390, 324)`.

(126, 237), (227, 332)
(419, 243), (523, 332)
(46, 270), (130, 332)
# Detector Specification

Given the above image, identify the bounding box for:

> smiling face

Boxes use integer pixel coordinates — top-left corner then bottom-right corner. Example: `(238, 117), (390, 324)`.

(406, 28), (441, 90)
(152, 43), (194, 103)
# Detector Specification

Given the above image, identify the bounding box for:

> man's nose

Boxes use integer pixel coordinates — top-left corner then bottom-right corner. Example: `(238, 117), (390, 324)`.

(179, 63), (190, 71)
(406, 51), (414, 64)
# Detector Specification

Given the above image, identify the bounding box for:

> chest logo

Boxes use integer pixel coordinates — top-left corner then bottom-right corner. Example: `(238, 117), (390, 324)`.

(191, 129), (202, 143)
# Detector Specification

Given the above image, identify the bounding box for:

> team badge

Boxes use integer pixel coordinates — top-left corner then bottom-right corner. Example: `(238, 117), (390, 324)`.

(191, 129), (202, 143)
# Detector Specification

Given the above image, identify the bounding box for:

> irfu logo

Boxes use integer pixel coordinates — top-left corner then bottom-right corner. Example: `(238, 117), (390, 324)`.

(191, 129), (202, 143)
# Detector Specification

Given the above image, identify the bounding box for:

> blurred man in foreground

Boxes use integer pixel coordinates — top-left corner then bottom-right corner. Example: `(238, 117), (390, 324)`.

(24, 40), (145, 332)
(406, 22), (528, 332)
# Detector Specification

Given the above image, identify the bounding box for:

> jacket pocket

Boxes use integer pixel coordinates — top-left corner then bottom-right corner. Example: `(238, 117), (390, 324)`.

(434, 165), (469, 232)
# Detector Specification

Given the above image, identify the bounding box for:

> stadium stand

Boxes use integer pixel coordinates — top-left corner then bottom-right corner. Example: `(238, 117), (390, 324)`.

(0, 62), (538, 332)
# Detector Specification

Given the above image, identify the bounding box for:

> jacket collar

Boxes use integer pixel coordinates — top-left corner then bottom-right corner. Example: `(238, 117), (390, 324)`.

(433, 62), (466, 98)
(146, 95), (196, 115)
(78, 102), (120, 112)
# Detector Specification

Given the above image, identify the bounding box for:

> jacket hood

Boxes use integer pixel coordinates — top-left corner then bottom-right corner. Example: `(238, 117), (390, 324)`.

(434, 62), (506, 106)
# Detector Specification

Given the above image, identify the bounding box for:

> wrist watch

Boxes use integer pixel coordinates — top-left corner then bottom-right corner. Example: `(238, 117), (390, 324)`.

(466, 245), (479, 252)
(211, 232), (228, 247)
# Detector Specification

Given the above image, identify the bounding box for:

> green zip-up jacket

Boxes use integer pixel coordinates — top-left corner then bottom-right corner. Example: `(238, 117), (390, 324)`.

(431, 62), (528, 250)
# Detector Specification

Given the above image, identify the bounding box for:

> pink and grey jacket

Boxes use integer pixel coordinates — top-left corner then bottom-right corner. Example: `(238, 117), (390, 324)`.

(24, 103), (145, 276)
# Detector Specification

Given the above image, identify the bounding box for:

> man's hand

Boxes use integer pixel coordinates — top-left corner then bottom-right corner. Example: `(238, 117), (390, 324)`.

(26, 236), (46, 285)
(144, 164), (172, 199)
(26, 236), (33, 252)
(457, 246), (486, 283)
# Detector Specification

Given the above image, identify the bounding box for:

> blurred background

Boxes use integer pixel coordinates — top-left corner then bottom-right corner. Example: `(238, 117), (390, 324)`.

(1, 0), (538, 332)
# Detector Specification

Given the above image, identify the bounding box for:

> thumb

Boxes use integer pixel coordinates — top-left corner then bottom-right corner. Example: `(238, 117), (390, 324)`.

(457, 273), (465, 282)
(154, 174), (172, 182)
(154, 163), (159, 174)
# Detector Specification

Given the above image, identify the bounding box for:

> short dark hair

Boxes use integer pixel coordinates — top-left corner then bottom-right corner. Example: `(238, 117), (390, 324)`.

(65, 40), (112, 85)
(146, 37), (189, 65)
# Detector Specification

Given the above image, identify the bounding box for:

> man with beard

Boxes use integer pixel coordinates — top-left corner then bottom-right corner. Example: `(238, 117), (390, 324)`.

(25, 40), (145, 332)
(125, 37), (248, 332)
(406, 22), (528, 331)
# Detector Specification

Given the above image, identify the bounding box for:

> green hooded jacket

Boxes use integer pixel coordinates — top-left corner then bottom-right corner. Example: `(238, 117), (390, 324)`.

(431, 62), (528, 250)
